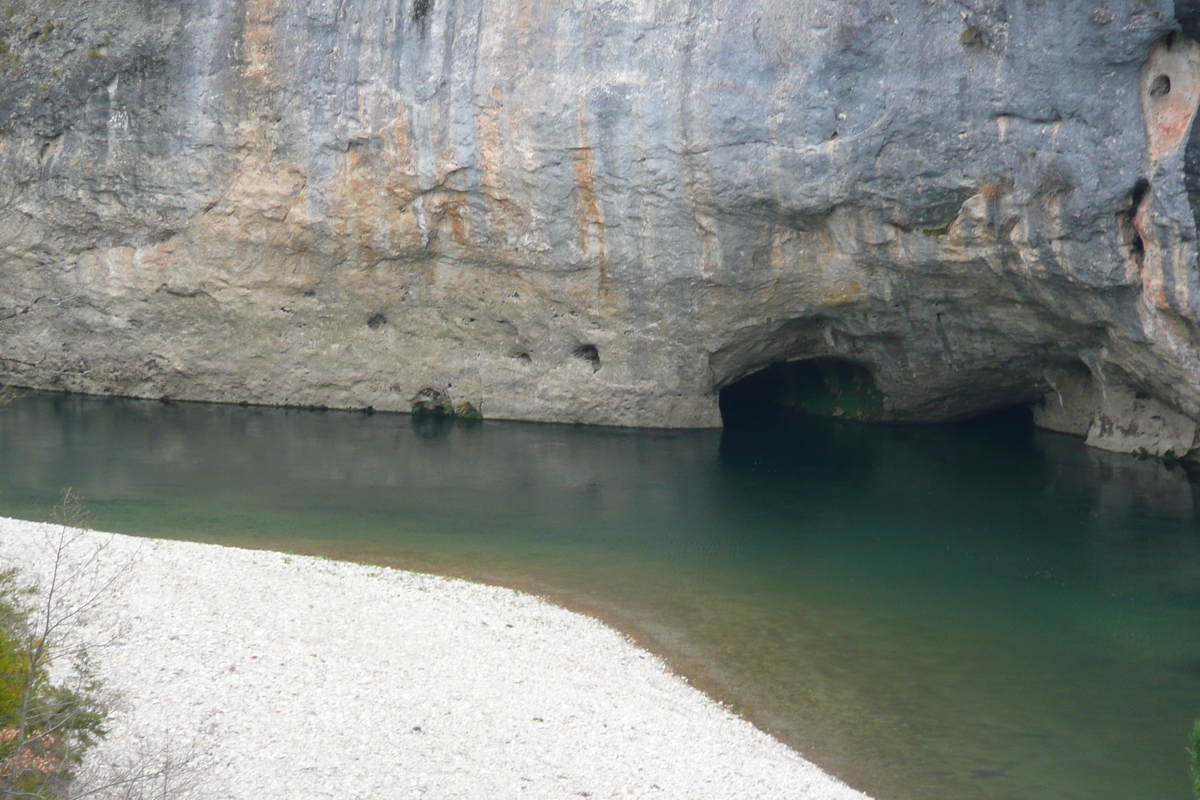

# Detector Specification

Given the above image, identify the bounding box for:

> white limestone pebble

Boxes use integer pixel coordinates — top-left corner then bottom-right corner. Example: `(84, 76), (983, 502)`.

(0, 517), (871, 800)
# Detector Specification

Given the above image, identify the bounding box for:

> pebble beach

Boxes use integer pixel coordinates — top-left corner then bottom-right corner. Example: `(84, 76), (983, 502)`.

(0, 517), (870, 800)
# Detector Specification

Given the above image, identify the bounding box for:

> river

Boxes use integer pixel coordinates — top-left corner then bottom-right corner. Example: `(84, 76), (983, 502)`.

(0, 391), (1195, 800)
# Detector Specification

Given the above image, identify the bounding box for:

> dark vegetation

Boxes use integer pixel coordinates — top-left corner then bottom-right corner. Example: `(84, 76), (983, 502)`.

(0, 491), (199, 800)
(0, 493), (106, 800)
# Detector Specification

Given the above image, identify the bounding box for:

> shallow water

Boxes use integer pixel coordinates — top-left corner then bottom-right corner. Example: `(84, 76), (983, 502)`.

(0, 392), (1196, 800)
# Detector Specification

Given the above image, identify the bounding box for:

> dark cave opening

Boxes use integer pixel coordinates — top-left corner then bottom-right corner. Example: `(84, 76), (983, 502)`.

(719, 358), (887, 427)
(718, 358), (1034, 433)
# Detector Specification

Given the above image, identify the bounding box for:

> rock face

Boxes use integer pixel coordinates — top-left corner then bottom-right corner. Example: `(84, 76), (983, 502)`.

(3, 1), (1200, 443)
(1033, 364), (1200, 457)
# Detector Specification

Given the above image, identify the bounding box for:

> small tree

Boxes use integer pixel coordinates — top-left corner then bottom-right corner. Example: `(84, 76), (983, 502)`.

(0, 492), (109, 799)
(0, 491), (204, 800)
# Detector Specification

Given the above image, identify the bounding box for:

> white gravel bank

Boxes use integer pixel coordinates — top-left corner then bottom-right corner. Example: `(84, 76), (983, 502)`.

(0, 517), (870, 800)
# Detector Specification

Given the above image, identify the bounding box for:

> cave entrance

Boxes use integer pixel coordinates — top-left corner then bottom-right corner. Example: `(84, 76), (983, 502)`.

(719, 357), (1038, 434)
(719, 358), (888, 427)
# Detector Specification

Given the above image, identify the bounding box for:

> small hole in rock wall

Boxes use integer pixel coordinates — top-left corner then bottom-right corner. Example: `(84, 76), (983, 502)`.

(575, 344), (601, 372)
(367, 313), (388, 329)
(1150, 74), (1171, 98)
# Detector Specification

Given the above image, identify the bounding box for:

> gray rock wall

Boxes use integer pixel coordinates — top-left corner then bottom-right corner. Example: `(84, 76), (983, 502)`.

(3, 0), (1200, 440)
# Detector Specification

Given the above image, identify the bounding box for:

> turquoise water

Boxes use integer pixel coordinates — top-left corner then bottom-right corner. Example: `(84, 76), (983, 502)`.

(0, 391), (1197, 800)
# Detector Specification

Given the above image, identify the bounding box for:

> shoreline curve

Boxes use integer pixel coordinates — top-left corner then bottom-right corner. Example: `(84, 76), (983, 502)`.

(0, 517), (871, 800)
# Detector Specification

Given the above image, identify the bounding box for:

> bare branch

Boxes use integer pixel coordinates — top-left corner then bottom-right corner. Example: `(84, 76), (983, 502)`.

(0, 492), (139, 800)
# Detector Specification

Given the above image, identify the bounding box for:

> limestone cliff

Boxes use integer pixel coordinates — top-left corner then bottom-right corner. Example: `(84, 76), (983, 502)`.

(3, 0), (1200, 448)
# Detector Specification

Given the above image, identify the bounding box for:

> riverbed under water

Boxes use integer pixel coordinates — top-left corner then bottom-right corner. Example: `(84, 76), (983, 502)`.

(0, 391), (1196, 800)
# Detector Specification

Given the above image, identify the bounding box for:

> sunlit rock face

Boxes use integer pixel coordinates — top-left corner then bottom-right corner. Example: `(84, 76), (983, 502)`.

(2, 1), (1200, 439)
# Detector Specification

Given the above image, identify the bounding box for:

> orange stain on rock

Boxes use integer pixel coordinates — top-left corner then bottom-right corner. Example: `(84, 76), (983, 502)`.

(573, 102), (608, 286)
(978, 183), (1003, 202)
(392, 103), (415, 177)
(323, 103), (423, 261)
(242, 0), (281, 90)
(1142, 34), (1200, 164)
(443, 191), (472, 245)
(1134, 197), (1170, 311)
(821, 280), (863, 307)
(477, 84), (517, 258)
(1137, 34), (1200, 317)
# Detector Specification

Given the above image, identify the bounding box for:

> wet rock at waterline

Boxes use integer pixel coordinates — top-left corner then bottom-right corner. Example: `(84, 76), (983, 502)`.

(1033, 366), (1200, 459)
(411, 387), (482, 420)
(5, 2), (1200, 452)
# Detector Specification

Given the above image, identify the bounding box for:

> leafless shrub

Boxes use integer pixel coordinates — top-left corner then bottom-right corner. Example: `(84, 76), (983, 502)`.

(0, 492), (205, 800)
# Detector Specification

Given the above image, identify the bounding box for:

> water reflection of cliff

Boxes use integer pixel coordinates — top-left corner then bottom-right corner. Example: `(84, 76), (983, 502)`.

(0, 392), (727, 548)
(1036, 430), (1200, 599)
(7, 394), (1198, 600)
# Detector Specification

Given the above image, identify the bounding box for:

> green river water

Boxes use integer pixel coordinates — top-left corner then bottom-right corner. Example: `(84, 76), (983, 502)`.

(0, 391), (1196, 800)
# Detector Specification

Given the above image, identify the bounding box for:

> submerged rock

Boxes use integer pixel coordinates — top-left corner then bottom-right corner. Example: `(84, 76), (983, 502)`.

(3, 1), (1200, 452)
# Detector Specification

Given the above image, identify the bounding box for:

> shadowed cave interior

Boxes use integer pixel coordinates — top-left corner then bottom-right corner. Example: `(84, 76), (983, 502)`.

(718, 358), (1035, 432)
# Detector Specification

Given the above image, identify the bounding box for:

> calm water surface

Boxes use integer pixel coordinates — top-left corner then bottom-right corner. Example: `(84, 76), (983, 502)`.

(0, 392), (1197, 800)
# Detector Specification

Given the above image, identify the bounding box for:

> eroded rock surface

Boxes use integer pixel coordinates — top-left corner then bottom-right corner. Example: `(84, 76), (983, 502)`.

(1033, 365), (1200, 458)
(3, 1), (1200, 441)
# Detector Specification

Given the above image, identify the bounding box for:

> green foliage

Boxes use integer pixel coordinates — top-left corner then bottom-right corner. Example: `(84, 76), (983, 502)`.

(0, 569), (33, 723)
(0, 630), (28, 722)
(1190, 719), (1200, 799)
(0, 495), (108, 800)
